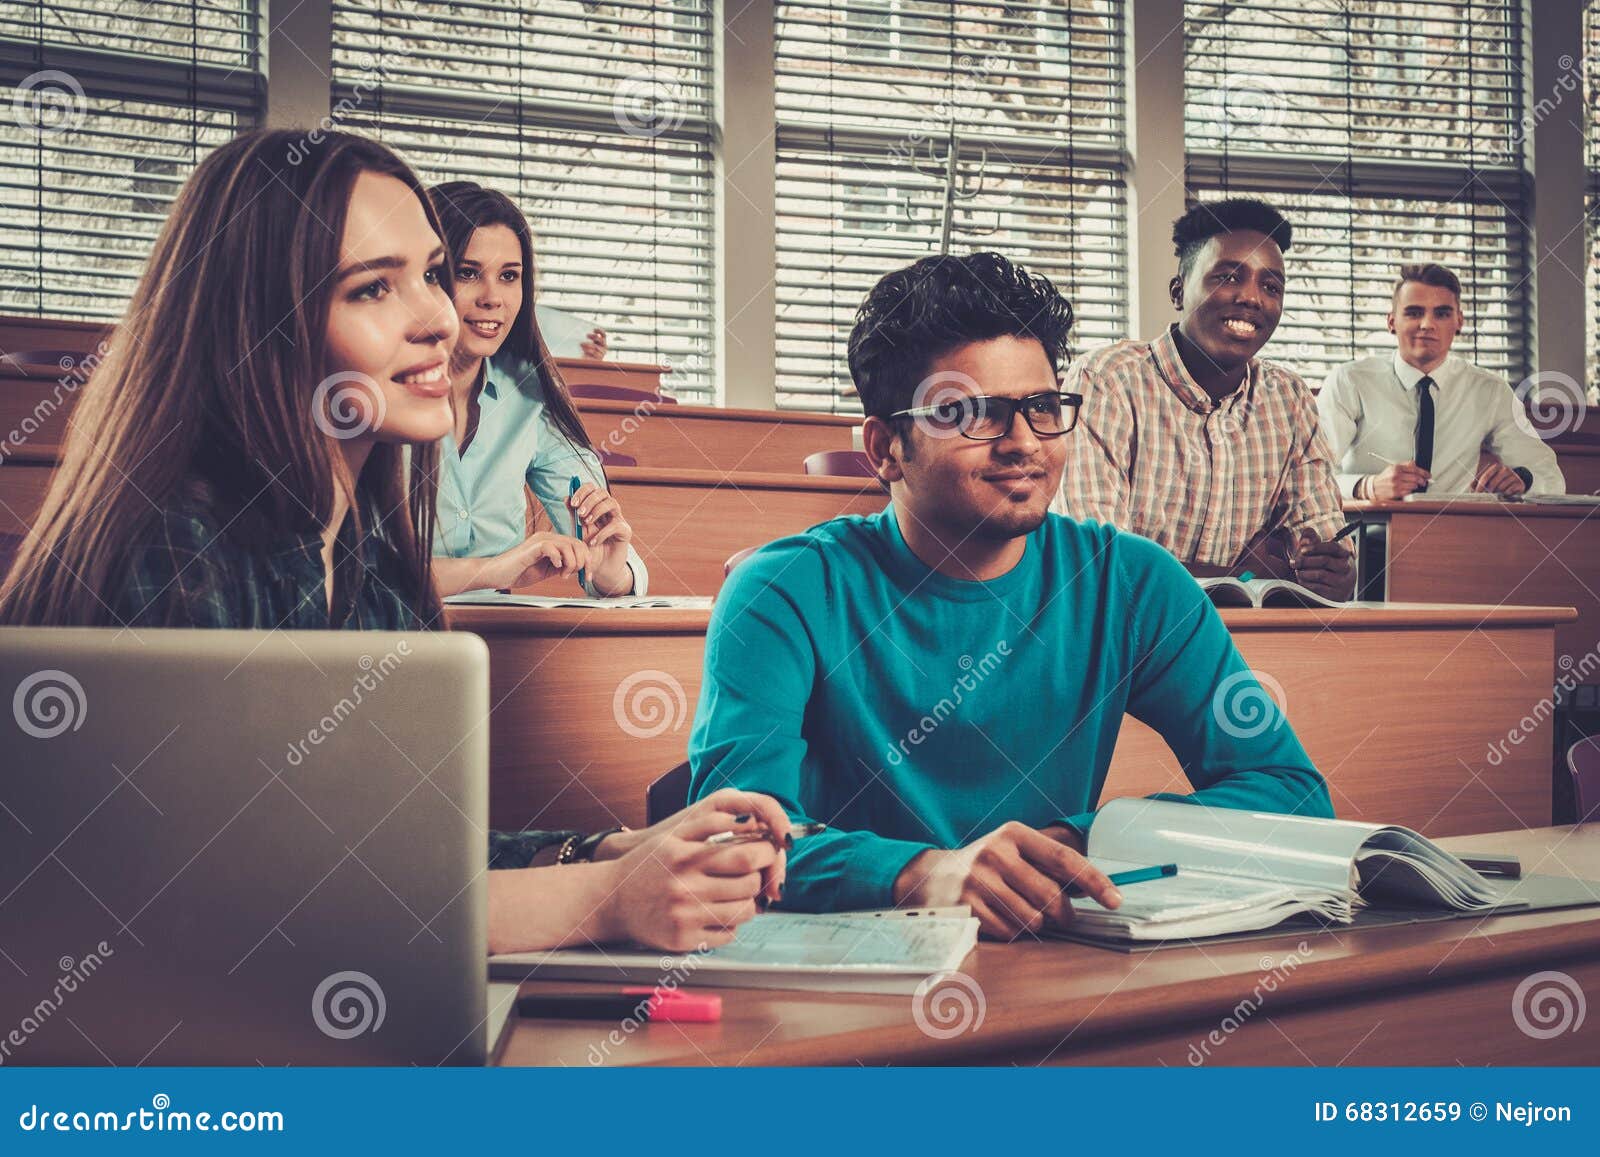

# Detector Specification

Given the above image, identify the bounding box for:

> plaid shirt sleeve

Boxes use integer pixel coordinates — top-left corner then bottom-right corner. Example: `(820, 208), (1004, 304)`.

(1056, 354), (1134, 527)
(1274, 375), (1350, 552)
(116, 509), (242, 628)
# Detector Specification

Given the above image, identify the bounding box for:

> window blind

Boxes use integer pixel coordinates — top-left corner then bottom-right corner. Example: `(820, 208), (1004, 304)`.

(1184, 0), (1530, 386)
(774, 0), (1129, 413)
(0, 1), (259, 320)
(330, 0), (717, 402)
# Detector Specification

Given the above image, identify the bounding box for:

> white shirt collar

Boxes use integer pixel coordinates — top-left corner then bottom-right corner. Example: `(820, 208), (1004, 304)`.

(1391, 349), (1455, 393)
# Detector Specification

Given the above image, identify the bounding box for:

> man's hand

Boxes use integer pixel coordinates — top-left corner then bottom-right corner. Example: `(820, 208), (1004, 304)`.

(1288, 528), (1354, 601)
(892, 821), (1121, 940)
(1233, 531), (1297, 581)
(1364, 461), (1430, 501)
(1472, 462), (1526, 496)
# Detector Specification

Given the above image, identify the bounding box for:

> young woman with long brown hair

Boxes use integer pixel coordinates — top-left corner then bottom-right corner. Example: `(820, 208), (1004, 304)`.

(425, 181), (650, 598)
(0, 129), (784, 954)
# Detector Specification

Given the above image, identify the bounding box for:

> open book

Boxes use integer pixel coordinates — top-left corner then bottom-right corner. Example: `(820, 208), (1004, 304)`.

(1058, 798), (1514, 947)
(444, 591), (713, 610)
(489, 908), (979, 995)
(1198, 576), (1343, 609)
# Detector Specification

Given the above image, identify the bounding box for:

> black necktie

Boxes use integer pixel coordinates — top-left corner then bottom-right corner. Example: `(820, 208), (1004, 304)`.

(1414, 376), (1435, 490)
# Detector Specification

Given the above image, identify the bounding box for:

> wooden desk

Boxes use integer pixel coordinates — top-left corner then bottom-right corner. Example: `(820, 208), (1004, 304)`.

(1349, 499), (1600, 678)
(0, 458), (887, 587)
(0, 368), (82, 460)
(579, 398), (857, 474)
(450, 604), (1571, 839)
(601, 466), (886, 594)
(0, 331), (860, 477)
(498, 824), (1600, 1066)
(0, 456), (51, 535)
(1553, 440), (1600, 497)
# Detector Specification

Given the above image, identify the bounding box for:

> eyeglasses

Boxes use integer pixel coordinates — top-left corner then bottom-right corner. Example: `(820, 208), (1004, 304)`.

(890, 391), (1083, 441)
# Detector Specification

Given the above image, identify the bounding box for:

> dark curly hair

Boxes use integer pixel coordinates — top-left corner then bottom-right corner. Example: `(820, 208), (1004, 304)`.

(847, 252), (1075, 422)
(1173, 197), (1293, 281)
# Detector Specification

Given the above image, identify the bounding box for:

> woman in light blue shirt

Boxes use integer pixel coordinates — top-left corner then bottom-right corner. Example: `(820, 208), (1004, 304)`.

(427, 181), (648, 597)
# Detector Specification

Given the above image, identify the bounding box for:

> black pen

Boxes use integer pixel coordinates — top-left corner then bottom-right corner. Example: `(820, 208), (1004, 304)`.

(1285, 519), (1362, 569)
(1330, 519), (1363, 544)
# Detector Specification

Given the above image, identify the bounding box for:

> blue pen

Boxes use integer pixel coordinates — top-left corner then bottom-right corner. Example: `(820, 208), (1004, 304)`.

(568, 475), (586, 590)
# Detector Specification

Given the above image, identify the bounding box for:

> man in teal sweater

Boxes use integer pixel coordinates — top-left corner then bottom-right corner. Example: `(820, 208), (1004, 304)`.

(688, 252), (1334, 938)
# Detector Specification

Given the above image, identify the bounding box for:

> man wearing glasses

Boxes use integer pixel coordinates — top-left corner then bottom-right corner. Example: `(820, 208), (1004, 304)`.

(687, 252), (1333, 938)
(1054, 198), (1354, 601)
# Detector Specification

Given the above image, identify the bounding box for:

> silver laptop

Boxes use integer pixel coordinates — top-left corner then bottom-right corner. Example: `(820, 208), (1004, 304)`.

(0, 627), (498, 1066)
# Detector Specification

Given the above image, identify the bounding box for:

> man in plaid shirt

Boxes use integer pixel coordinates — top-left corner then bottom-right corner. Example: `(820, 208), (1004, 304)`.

(1054, 198), (1353, 601)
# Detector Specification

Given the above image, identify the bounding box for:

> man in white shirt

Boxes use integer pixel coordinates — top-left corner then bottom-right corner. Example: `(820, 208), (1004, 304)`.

(1318, 263), (1564, 501)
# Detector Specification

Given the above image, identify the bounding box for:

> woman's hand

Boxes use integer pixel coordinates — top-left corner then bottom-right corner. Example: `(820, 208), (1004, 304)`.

(580, 327), (608, 360)
(491, 532), (590, 589)
(592, 788), (791, 952)
(569, 482), (635, 595)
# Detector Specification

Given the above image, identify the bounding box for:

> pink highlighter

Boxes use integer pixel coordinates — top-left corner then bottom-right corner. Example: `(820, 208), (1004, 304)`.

(517, 987), (722, 1024)
(623, 987), (722, 1023)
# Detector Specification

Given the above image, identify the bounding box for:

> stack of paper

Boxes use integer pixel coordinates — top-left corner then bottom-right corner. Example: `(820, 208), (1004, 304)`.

(1069, 857), (1355, 943)
(1354, 829), (1504, 909)
(1401, 491), (1512, 503)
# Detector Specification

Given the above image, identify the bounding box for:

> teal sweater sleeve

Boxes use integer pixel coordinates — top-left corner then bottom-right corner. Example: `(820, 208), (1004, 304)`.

(687, 540), (935, 911)
(1060, 534), (1335, 835)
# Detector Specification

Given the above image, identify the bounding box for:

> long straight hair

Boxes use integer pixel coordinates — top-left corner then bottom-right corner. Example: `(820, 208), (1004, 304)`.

(0, 129), (449, 627)
(427, 181), (595, 455)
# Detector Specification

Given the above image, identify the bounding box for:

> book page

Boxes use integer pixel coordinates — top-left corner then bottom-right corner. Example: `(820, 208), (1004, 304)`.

(534, 304), (602, 358)
(1088, 798), (1377, 892)
(1254, 579), (1342, 609)
(1075, 858), (1314, 922)
(1197, 577), (1255, 607)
